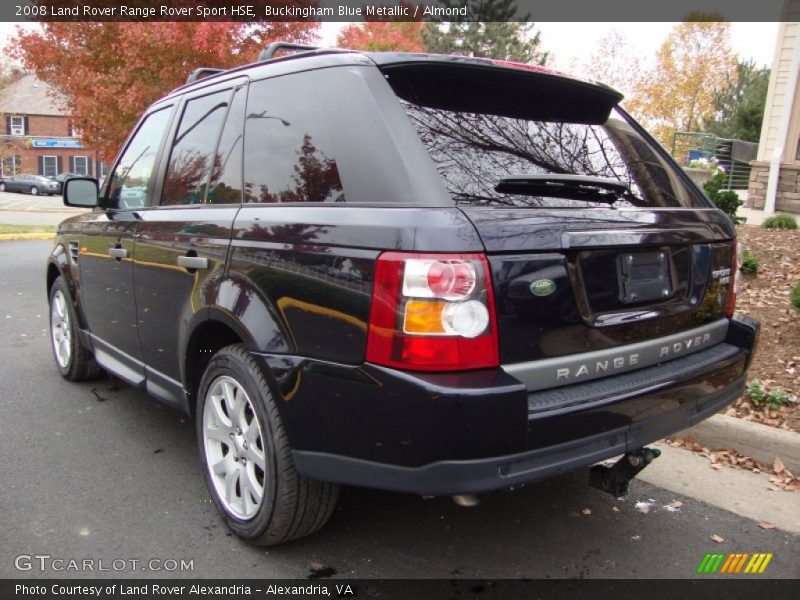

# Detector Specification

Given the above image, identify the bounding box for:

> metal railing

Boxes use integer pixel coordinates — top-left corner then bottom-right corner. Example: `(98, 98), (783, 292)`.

(671, 132), (756, 190)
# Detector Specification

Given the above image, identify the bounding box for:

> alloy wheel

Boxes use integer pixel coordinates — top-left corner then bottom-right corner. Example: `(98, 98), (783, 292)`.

(50, 289), (72, 369)
(202, 375), (266, 520)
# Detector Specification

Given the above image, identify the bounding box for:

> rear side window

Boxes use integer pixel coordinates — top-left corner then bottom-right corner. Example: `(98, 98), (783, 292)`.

(207, 86), (246, 205)
(392, 70), (707, 209)
(243, 75), (344, 203)
(161, 89), (230, 206)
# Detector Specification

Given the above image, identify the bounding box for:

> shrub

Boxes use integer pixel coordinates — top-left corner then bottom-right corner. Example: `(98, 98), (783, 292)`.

(702, 171), (743, 223)
(746, 381), (793, 409)
(740, 248), (759, 275)
(792, 281), (800, 313)
(762, 214), (797, 229)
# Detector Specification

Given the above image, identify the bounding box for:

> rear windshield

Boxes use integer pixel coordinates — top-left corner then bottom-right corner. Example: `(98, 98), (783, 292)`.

(398, 98), (709, 209)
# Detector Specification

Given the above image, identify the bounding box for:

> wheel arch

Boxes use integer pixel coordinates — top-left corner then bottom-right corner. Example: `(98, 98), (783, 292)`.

(182, 309), (254, 418)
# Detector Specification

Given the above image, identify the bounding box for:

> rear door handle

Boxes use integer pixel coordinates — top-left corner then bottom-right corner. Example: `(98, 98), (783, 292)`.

(177, 255), (209, 270)
(108, 247), (128, 259)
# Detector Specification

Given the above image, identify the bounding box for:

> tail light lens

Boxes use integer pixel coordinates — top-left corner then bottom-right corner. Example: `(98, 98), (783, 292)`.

(366, 252), (499, 371)
(725, 240), (742, 318)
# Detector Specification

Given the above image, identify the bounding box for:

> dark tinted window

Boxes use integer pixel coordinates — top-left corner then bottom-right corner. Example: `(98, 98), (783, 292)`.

(161, 90), (230, 206)
(107, 107), (172, 209)
(399, 100), (706, 209)
(207, 86), (246, 205)
(244, 76), (344, 204)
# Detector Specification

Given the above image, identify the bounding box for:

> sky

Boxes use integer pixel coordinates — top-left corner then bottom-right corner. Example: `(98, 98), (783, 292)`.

(0, 21), (781, 72)
(318, 21), (779, 69)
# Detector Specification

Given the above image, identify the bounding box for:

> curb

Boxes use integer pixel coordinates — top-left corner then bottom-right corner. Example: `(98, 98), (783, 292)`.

(0, 232), (56, 240)
(677, 414), (800, 473)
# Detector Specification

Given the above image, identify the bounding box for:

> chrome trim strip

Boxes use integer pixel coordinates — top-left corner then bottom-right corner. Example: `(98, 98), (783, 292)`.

(503, 319), (729, 392)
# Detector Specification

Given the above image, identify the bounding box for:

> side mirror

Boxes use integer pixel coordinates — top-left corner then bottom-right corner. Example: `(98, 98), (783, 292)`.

(63, 177), (99, 208)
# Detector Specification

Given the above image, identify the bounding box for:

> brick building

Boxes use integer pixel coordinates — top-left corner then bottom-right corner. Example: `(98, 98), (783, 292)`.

(0, 74), (107, 180)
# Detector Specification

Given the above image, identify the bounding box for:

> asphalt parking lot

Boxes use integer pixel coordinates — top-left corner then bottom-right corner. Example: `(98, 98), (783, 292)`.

(0, 189), (87, 226)
(1, 239), (798, 580)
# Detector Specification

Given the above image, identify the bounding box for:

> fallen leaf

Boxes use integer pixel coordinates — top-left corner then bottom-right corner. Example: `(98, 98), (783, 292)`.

(612, 506), (621, 512)
(773, 457), (786, 474)
(710, 534), (724, 544)
(581, 508), (592, 516)
(758, 522), (776, 530)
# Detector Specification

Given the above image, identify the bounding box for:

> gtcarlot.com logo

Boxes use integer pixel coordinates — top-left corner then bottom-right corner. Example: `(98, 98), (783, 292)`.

(697, 552), (773, 574)
(14, 554), (194, 572)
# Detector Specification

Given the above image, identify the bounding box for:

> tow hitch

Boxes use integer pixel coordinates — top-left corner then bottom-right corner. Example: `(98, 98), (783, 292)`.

(589, 447), (661, 496)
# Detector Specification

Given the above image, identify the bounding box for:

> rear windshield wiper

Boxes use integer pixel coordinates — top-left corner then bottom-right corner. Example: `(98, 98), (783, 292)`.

(495, 174), (631, 203)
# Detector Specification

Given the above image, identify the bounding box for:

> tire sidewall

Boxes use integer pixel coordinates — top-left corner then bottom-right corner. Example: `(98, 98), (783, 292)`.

(196, 349), (280, 540)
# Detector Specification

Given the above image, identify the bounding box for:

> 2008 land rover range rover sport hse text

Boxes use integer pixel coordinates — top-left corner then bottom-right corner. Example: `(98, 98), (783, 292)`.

(48, 43), (759, 545)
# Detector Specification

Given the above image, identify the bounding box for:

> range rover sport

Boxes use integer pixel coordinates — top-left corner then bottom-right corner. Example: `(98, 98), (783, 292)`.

(47, 43), (759, 545)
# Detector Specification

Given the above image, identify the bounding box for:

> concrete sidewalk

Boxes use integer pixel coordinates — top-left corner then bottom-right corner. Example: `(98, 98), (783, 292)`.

(639, 442), (800, 534)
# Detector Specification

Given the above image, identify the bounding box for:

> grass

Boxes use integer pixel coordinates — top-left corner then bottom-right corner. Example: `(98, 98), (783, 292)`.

(0, 224), (56, 234)
(792, 281), (800, 313)
(740, 248), (759, 275)
(762, 214), (797, 229)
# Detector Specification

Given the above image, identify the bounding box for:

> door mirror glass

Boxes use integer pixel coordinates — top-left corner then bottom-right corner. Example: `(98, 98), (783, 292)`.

(63, 177), (98, 208)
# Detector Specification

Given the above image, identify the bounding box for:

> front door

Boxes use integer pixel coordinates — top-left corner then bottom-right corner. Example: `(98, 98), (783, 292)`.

(78, 107), (174, 381)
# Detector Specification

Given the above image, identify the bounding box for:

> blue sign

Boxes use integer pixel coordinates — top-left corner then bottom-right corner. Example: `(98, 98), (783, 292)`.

(31, 139), (83, 149)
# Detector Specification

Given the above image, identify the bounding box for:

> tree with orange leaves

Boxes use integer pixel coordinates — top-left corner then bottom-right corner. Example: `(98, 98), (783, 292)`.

(10, 21), (319, 162)
(336, 2), (423, 52)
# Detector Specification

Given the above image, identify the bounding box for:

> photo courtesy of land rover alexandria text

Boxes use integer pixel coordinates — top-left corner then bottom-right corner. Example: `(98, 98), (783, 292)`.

(47, 43), (759, 545)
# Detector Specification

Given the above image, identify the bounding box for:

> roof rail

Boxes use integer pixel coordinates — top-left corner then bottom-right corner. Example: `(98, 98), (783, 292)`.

(258, 42), (322, 61)
(258, 42), (353, 62)
(185, 67), (225, 84)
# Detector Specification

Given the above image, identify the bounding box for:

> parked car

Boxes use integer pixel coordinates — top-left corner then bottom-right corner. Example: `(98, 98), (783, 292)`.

(49, 172), (81, 194)
(48, 43), (759, 546)
(0, 173), (60, 195)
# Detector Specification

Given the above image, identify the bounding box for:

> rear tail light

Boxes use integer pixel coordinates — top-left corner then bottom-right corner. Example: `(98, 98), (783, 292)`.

(725, 240), (742, 318)
(366, 252), (499, 371)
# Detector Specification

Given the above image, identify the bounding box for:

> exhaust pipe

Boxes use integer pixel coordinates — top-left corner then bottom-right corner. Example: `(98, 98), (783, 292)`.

(452, 494), (479, 507)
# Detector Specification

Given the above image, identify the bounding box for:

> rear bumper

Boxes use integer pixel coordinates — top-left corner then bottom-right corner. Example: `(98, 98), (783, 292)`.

(293, 373), (744, 495)
(257, 315), (759, 495)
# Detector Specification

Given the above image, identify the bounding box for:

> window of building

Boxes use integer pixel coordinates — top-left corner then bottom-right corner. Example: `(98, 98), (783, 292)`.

(2, 155), (21, 177)
(106, 107), (173, 209)
(98, 161), (109, 177)
(73, 156), (89, 175)
(42, 156), (58, 178)
(161, 89), (230, 206)
(9, 116), (24, 136)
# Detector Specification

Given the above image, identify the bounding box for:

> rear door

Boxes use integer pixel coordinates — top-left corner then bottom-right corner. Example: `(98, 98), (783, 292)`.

(133, 79), (247, 407)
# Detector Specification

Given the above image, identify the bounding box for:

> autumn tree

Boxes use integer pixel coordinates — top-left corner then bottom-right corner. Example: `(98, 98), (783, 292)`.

(337, 2), (424, 52)
(705, 60), (770, 142)
(627, 17), (736, 147)
(571, 28), (641, 104)
(421, 0), (548, 64)
(10, 22), (319, 162)
(337, 22), (424, 52)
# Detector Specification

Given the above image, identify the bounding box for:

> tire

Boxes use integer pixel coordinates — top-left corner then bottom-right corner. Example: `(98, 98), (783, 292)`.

(30, 186), (39, 195)
(197, 344), (338, 546)
(49, 276), (102, 381)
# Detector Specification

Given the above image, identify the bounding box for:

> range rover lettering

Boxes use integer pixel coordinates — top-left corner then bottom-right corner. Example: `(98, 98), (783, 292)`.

(47, 43), (759, 545)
